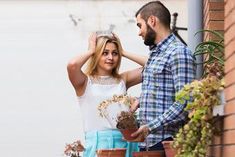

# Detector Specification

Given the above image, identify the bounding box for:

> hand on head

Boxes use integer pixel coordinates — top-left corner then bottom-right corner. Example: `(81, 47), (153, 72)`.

(111, 33), (125, 57)
(88, 32), (97, 55)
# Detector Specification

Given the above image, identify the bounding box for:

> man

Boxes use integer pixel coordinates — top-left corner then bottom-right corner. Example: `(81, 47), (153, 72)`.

(131, 1), (196, 152)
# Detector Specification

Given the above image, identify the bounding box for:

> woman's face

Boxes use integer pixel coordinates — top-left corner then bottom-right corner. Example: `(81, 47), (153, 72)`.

(97, 42), (119, 75)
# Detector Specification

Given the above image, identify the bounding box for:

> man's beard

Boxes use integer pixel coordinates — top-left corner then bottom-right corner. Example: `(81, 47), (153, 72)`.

(144, 24), (156, 46)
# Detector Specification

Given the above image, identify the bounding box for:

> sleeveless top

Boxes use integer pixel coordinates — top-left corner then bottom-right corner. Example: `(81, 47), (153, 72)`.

(77, 76), (127, 132)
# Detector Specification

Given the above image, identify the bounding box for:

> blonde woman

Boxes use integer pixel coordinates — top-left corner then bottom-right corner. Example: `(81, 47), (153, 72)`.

(67, 32), (147, 157)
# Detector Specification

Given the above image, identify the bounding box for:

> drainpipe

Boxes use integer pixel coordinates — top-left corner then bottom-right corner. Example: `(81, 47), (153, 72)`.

(188, 0), (203, 79)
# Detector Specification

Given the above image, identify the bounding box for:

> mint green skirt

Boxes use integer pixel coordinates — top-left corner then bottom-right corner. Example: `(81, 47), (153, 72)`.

(83, 129), (139, 157)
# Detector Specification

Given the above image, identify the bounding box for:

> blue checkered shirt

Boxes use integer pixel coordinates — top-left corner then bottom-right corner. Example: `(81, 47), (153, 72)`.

(138, 34), (196, 147)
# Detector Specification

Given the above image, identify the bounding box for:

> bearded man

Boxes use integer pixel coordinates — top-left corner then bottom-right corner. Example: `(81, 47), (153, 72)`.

(131, 0), (196, 152)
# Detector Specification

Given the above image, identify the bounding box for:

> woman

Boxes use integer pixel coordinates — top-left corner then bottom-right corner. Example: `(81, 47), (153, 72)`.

(67, 32), (147, 157)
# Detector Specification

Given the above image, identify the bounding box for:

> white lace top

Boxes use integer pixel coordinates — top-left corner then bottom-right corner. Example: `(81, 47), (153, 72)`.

(77, 76), (127, 132)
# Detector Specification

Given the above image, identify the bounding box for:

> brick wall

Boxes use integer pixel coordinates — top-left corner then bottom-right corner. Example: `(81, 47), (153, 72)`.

(203, 0), (235, 156)
(203, 0), (225, 157)
(203, 0), (224, 40)
(223, 0), (235, 156)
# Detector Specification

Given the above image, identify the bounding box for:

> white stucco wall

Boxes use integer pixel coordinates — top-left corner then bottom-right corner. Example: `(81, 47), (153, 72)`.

(0, 1), (187, 157)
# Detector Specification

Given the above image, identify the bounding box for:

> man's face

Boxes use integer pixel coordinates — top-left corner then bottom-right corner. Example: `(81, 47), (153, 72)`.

(136, 14), (156, 46)
(144, 23), (156, 46)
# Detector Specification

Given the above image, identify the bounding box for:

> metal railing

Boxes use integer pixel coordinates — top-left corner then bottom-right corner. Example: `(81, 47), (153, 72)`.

(171, 12), (187, 46)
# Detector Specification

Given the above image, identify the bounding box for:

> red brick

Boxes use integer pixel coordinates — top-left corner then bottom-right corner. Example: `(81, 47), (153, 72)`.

(207, 145), (222, 157)
(225, 68), (235, 86)
(224, 24), (235, 43)
(209, 2), (225, 11)
(224, 10), (235, 31)
(224, 38), (235, 59)
(225, 99), (235, 115)
(224, 83), (235, 101)
(204, 0), (208, 8)
(204, 12), (210, 25)
(203, 30), (223, 41)
(225, 0), (235, 16)
(225, 53), (235, 73)
(224, 130), (235, 144)
(204, 1), (224, 28)
(209, 11), (224, 20)
(224, 22), (235, 46)
(204, 0), (209, 15)
(204, 10), (210, 23)
(212, 134), (223, 145)
(209, 21), (224, 30)
(223, 114), (235, 130)
(223, 145), (235, 157)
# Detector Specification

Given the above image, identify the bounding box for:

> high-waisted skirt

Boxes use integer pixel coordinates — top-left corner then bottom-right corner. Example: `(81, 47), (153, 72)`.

(83, 129), (139, 157)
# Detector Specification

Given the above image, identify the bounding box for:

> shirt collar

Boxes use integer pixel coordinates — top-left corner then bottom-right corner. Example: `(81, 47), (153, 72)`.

(150, 33), (175, 54)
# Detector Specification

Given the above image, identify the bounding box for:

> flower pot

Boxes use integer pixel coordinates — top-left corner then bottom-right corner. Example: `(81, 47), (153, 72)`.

(162, 141), (177, 157)
(120, 128), (144, 142)
(132, 150), (164, 157)
(96, 148), (126, 157)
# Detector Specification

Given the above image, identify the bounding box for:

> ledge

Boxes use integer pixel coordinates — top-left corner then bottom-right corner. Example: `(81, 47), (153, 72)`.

(213, 91), (225, 116)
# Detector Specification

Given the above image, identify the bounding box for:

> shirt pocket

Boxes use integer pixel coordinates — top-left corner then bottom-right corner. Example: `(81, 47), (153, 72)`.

(151, 60), (171, 89)
(153, 65), (164, 74)
(152, 59), (171, 75)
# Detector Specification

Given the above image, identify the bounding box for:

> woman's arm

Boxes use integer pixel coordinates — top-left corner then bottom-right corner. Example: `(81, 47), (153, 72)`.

(113, 33), (148, 89)
(122, 50), (148, 66)
(121, 51), (148, 89)
(67, 33), (96, 96)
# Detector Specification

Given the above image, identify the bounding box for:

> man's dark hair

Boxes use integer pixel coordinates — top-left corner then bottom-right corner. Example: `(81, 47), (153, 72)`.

(135, 1), (171, 29)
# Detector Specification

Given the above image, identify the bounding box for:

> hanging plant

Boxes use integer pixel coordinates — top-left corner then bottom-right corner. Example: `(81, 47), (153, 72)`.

(172, 30), (225, 157)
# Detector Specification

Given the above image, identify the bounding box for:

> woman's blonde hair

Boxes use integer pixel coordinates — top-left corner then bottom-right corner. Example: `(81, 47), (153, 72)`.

(85, 35), (122, 78)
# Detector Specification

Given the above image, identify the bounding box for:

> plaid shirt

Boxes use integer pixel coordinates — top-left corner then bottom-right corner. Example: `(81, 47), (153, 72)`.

(138, 34), (196, 147)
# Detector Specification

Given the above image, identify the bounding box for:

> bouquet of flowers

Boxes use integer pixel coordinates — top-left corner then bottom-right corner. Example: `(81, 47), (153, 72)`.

(64, 140), (85, 157)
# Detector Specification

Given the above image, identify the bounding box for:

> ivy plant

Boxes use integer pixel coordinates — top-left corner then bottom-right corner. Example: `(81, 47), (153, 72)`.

(172, 30), (224, 157)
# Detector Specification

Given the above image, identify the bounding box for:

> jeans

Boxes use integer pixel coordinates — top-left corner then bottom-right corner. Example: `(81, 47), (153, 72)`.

(139, 137), (173, 151)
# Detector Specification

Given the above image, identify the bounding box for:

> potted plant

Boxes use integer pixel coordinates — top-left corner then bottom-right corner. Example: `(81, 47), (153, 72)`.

(116, 111), (141, 141)
(96, 148), (126, 157)
(97, 94), (137, 157)
(115, 111), (164, 157)
(162, 141), (177, 157)
(98, 95), (164, 156)
(172, 30), (224, 157)
(98, 94), (147, 140)
(64, 140), (85, 157)
(98, 94), (133, 128)
(98, 94), (145, 142)
(132, 151), (165, 157)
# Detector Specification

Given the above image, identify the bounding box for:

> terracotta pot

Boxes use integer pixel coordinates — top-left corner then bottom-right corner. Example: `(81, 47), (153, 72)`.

(120, 128), (144, 142)
(132, 150), (164, 157)
(162, 141), (177, 157)
(96, 148), (126, 157)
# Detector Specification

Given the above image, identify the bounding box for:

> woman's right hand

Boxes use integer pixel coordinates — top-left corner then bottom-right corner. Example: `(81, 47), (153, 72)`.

(88, 32), (97, 55)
